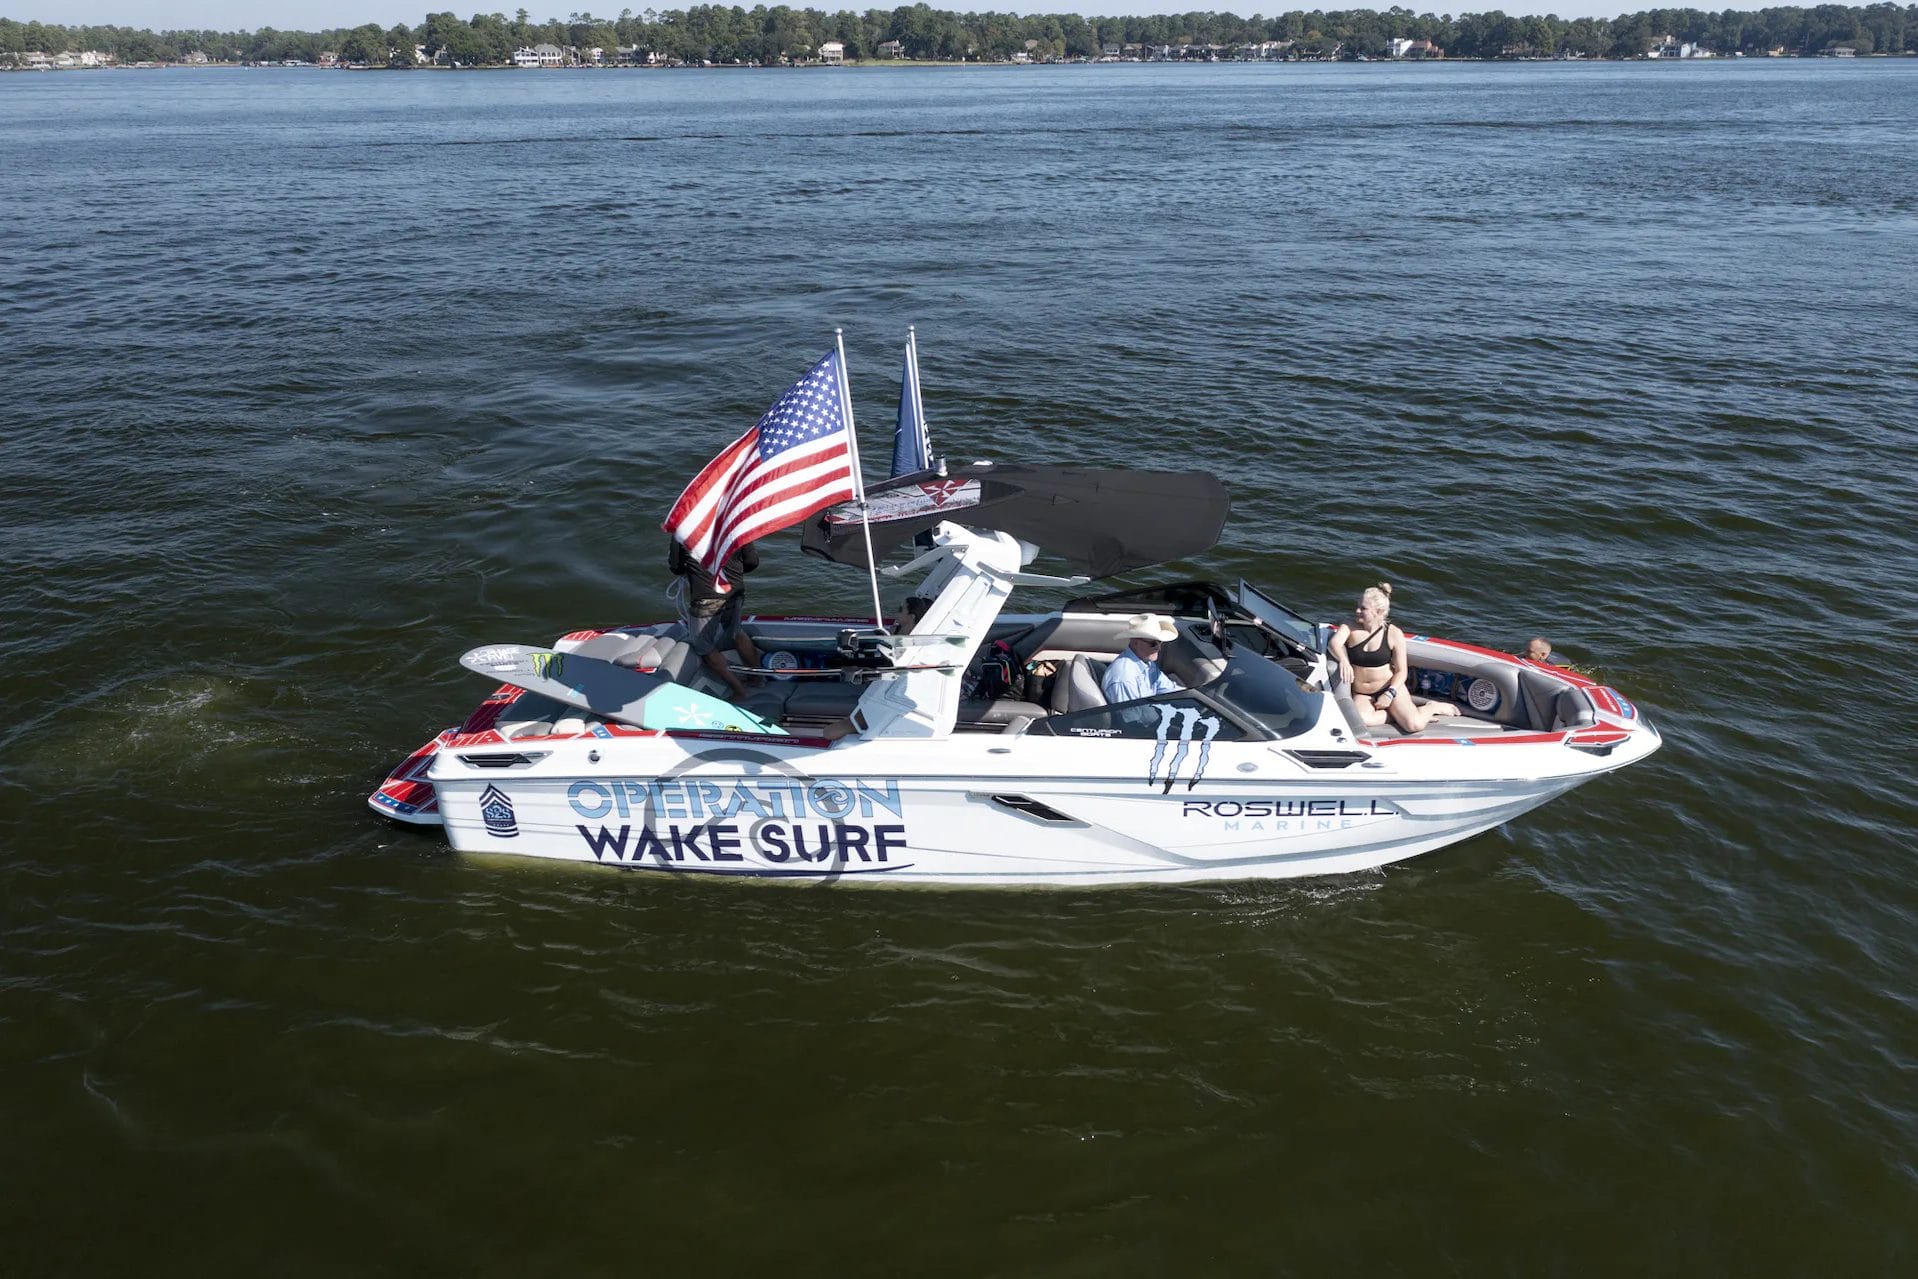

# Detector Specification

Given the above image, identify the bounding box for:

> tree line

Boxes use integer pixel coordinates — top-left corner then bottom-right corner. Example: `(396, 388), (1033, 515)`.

(3, 5), (1914, 67)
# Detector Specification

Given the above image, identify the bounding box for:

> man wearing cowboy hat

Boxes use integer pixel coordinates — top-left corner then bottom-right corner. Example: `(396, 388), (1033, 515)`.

(1103, 613), (1184, 705)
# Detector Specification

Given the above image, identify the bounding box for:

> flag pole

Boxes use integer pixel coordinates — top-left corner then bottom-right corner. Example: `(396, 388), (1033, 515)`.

(835, 328), (887, 632)
(906, 325), (925, 462)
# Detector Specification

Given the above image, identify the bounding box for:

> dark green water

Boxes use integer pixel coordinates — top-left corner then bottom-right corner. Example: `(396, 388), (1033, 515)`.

(3, 62), (1915, 1273)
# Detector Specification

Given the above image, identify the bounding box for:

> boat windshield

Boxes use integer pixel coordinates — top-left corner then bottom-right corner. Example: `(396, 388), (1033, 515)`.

(1235, 580), (1325, 655)
(1200, 652), (1321, 739)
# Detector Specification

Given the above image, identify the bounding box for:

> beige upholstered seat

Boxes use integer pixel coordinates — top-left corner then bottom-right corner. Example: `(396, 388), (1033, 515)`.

(1051, 655), (1110, 714)
(568, 626), (700, 685)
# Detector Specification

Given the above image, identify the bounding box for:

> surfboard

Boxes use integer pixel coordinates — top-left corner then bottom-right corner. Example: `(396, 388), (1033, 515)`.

(460, 644), (785, 735)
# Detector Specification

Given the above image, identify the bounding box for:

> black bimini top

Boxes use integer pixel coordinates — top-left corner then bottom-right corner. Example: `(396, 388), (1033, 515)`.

(800, 463), (1229, 579)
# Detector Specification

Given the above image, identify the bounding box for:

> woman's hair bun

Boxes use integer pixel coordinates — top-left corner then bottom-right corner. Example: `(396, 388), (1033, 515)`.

(1376, 581), (1393, 597)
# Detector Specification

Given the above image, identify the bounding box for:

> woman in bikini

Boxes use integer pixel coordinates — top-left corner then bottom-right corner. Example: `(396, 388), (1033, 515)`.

(1331, 582), (1458, 733)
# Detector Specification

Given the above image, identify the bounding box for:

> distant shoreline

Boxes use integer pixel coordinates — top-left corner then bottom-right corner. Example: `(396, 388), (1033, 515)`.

(9, 52), (1916, 74)
(7, 4), (1915, 72)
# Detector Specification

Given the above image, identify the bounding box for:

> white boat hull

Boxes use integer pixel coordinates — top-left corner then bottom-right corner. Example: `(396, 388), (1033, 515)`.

(426, 725), (1656, 885)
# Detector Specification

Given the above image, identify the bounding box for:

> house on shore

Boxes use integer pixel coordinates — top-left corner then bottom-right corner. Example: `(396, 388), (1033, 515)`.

(1647, 38), (1712, 58)
(819, 41), (844, 65)
(43, 50), (114, 68)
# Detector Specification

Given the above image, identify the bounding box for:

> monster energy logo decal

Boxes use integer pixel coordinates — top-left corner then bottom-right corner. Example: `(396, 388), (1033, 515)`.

(1148, 704), (1221, 793)
(531, 651), (564, 681)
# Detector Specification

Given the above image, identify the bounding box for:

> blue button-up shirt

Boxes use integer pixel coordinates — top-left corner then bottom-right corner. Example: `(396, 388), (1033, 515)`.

(1102, 646), (1182, 705)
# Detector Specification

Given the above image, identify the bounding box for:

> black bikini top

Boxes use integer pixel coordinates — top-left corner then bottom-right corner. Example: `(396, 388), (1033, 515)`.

(1345, 624), (1393, 668)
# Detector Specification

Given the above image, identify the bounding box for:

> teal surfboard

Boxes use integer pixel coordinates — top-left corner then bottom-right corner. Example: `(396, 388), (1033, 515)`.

(460, 644), (785, 735)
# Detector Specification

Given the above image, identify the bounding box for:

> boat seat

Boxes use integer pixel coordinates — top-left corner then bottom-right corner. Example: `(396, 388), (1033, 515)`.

(571, 624), (734, 698)
(1517, 670), (1562, 731)
(568, 628), (701, 685)
(1550, 688), (1596, 731)
(495, 692), (572, 740)
(1160, 629), (1227, 686)
(1051, 655), (1110, 713)
(1019, 615), (1131, 655)
(1517, 670), (1597, 732)
(959, 697), (1049, 727)
(784, 681), (865, 720)
(1364, 715), (1513, 740)
(1335, 670), (1512, 739)
(737, 683), (797, 724)
(1331, 679), (1371, 737)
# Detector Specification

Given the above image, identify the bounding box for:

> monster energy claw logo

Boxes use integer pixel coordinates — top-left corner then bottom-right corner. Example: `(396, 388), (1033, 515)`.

(531, 651), (564, 680)
(1148, 704), (1221, 793)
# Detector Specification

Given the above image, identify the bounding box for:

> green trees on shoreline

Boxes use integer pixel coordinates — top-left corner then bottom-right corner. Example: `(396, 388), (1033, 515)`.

(3, 5), (1914, 68)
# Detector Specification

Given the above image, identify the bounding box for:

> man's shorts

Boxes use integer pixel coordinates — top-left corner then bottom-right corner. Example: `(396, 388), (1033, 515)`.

(684, 595), (743, 658)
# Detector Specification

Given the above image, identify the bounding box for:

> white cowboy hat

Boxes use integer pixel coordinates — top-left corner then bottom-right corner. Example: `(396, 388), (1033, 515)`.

(1117, 613), (1179, 644)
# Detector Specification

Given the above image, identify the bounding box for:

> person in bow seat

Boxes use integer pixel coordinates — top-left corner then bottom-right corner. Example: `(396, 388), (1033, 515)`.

(1333, 581), (1457, 732)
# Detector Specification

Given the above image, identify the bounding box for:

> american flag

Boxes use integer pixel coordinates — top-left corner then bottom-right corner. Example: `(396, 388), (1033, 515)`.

(663, 349), (858, 586)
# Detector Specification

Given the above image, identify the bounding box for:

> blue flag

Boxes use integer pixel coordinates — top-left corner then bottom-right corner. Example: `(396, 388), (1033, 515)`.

(889, 328), (930, 478)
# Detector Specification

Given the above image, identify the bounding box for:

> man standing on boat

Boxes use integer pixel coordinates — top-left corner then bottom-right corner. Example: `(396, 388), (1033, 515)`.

(662, 346), (865, 703)
(1103, 614), (1183, 705)
(668, 535), (764, 701)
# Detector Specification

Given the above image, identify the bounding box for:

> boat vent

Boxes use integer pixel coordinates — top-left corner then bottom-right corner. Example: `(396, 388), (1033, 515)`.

(1284, 750), (1371, 769)
(458, 751), (549, 769)
(988, 794), (1080, 824)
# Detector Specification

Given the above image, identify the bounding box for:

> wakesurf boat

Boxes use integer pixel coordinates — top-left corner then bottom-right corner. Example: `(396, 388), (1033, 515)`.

(370, 464), (1659, 885)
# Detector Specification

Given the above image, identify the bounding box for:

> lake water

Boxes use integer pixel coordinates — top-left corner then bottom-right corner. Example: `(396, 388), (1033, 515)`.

(3, 61), (1915, 1272)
